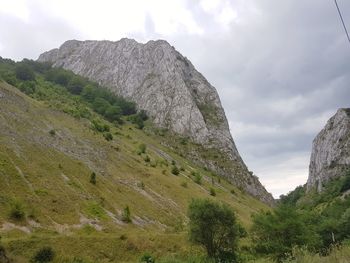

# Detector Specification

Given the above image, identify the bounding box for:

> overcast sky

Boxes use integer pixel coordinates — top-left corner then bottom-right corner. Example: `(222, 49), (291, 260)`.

(1, 0), (349, 197)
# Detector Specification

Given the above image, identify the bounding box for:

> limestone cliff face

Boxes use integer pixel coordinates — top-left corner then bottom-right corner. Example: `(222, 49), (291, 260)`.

(38, 38), (274, 204)
(307, 108), (350, 191)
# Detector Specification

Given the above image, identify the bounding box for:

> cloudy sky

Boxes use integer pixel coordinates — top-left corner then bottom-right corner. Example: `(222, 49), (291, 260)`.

(1, 0), (349, 197)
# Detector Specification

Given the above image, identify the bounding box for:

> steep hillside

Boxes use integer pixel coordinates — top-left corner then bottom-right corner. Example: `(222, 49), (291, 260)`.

(38, 39), (274, 204)
(307, 108), (350, 191)
(0, 60), (268, 262)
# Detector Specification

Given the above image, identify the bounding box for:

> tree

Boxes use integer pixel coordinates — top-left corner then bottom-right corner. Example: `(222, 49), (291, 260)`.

(15, 64), (35, 81)
(67, 77), (85, 94)
(251, 205), (321, 261)
(105, 105), (121, 122)
(92, 98), (110, 115)
(188, 198), (240, 262)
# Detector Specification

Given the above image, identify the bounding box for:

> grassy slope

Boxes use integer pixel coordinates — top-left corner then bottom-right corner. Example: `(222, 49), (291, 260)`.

(0, 81), (268, 262)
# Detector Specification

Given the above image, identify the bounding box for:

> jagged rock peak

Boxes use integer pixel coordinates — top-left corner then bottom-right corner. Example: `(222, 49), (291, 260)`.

(307, 108), (350, 191)
(38, 38), (274, 204)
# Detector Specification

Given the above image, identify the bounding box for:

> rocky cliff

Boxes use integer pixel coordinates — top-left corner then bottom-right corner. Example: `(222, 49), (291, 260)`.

(38, 38), (274, 204)
(307, 108), (350, 191)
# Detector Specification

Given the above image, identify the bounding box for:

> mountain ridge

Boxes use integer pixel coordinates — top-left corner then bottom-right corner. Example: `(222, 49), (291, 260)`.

(307, 108), (350, 191)
(38, 38), (274, 204)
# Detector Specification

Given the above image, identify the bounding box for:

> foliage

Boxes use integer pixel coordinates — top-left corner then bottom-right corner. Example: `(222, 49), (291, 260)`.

(9, 200), (25, 221)
(193, 173), (202, 185)
(251, 205), (321, 261)
(171, 166), (180, 175)
(31, 246), (55, 263)
(103, 132), (113, 141)
(138, 143), (147, 154)
(279, 185), (306, 206)
(188, 198), (240, 262)
(144, 155), (151, 162)
(140, 253), (156, 263)
(121, 206), (131, 223)
(209, 188), (216, 196)
(91, 119), (110, 132)
(90, 172), (96, 185)
(15, 63), (35, 81)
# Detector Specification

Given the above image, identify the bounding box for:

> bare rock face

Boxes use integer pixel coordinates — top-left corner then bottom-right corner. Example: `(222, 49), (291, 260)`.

(307, 108), (350, 191)
(38, 38), (274, 204)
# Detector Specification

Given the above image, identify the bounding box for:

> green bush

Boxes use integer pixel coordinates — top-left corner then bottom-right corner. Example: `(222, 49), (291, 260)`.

(181, 182), (188, 188)
(15, 63), (35, 81)
(209, 188), (216, 196)
(19, 80), (36, 95)
(31, 246), (55, 263)
(140, 253), (155, 263)
(137, 181), (145, 189)
(144, 155), (151, 163)
(67, 76), (85, 94)
(0, 245), (10, 263)
(171, 166), (180, 175)
(138, 143), (147, 154)
(251, 205), (321, 261)
(193, 173), (202, 185)
(103, 132), (113, 141)
(91, 119), (110, 132)
(9, 200), (25, 221)
(121, 206), (131, 223)
(188, 199), (240, 261)
(90, 172), (96, 185)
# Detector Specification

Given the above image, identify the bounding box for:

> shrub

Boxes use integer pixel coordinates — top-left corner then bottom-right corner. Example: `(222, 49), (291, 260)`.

(137, 181), (145, 190)
(31, 246), (55, 263)
(138, 143), (147, 154)
(121, 206), (131, 223)
(19, 80), (36, 95)
(181, 182), (188, 188)
(91, 119), (109, 132)
(103, 132), (113, 141)
(67, 76), (85, 94)
(188, 199), (239, 261)
(140, 253), (155, 263)
(0, 245), (10, 263)
(340, 173), (350, 193)
(90, 172), (96, 185)
(193, 173), (202, 185)
(251, 205), (321, 261)
(15, 63), (35, 81)
(171, 166), (180, 175)
(9, 200), (25, 221)
(144, 155), (151, 163)
(49, 129), (56, 136)
(209, 188), (216, 196)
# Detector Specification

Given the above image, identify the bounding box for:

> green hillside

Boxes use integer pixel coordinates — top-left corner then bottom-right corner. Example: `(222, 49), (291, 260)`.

(0, 59), (268, 262)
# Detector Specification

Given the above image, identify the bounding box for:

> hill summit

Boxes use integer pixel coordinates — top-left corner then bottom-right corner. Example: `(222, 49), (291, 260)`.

(38, 38), (273, 204)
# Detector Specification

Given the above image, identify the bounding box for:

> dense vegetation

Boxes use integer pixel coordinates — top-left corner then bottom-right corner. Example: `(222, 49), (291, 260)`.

(0, 57), (148, 132)
(251, 170), (350, 261)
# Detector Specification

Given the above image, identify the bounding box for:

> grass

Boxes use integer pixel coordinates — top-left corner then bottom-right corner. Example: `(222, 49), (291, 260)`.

(0, 81), (269, 261)
(247, 245), (350, 263)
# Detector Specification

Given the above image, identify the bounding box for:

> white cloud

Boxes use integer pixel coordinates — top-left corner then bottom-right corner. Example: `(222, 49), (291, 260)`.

(0, 0), (30, 21)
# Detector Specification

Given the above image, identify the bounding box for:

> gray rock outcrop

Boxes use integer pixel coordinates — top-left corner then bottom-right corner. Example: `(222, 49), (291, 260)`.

(307, 108), (350, 191)
(38, 38), (274, 204)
